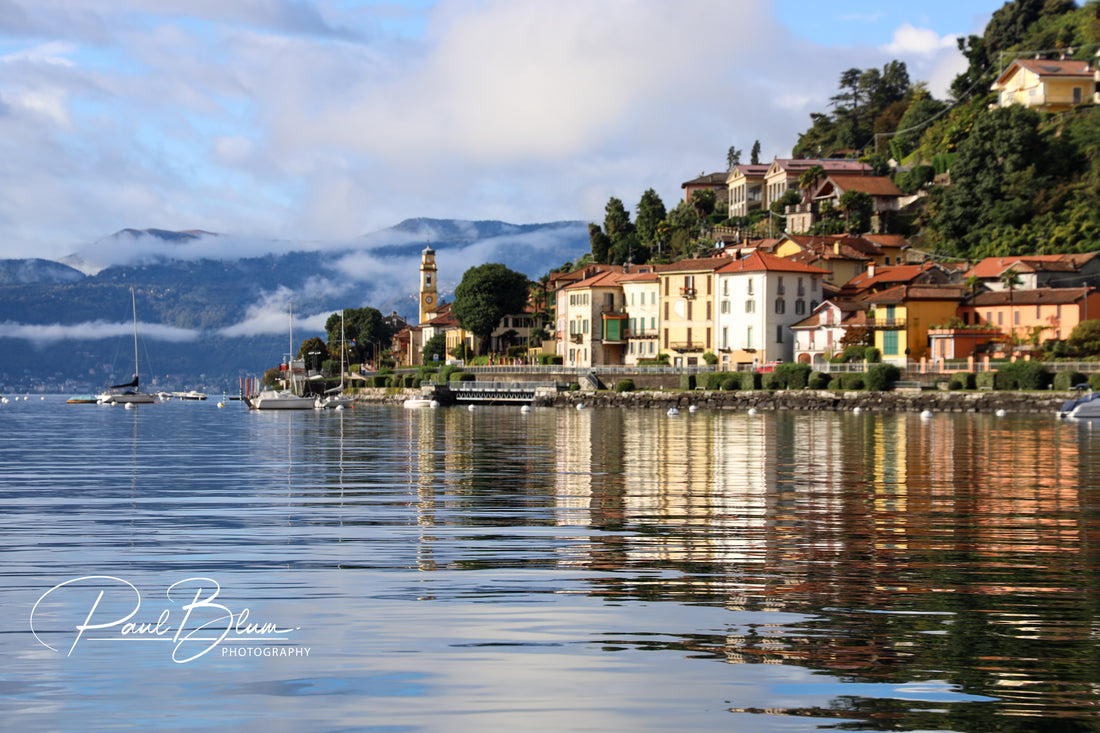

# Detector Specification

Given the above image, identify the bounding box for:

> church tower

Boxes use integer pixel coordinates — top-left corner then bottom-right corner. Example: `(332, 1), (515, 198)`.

(418, 244), (437, 325)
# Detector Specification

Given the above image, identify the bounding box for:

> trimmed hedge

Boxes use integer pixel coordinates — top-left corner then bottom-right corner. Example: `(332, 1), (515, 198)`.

(975, 371), (996, 390)
(538, 354), (563, 365)
(450, 371), (475, 382)
(1090, 372), (1100, 391)
(740, 371), (762, 390)
(842, 373), (865, 390)
(996, 361), (1051, 390)
(774, 363), (812, 389)
(721, 376), (740, 391)
(1053, 370), (1088, 391)
(866, 363), (901, 391)
(948, 372), (975, 390)
(680, 374), (696, 391)
(615, 379), (635, 393)
(808, 371), (831, 390)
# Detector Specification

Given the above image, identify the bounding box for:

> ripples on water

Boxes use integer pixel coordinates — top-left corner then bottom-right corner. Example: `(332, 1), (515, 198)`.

(2, 397), (1100, 731)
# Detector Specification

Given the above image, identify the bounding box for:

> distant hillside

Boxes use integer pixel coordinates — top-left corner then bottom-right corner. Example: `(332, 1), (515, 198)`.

(0, 219), (588, 392)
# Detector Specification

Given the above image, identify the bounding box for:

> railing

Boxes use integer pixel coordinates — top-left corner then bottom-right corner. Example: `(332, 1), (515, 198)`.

(870, 318), (905, 328)
(679, 287), (697, 299)
(569, 333), (584, 344)
(668, 342), (706, 352)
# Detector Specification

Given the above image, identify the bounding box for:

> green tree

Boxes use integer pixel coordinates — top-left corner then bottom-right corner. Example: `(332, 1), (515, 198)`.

(452, 263), (530, 355)
(635, 188), (667, 246)
(750, 140), (761, 165)
(839, 190), (873, 233)
(1068, 319), (1100, 356)
(604, 197), (632, 238)
(421, 333), (447, 364)
(689, 188), (717, 220)
(297, 336), (327, 374)
(727, 146), (741, 170)
(588, 223), (611, 264)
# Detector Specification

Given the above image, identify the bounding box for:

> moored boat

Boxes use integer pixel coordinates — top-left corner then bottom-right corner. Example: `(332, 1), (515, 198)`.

(1058, 385), (1100, 419)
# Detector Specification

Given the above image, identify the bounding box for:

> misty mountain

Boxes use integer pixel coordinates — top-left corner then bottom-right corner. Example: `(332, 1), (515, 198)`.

(0, 218), (588, 392)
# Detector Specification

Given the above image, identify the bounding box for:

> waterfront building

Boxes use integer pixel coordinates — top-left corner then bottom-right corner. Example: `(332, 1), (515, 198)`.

(619, 270), (661, 365)
(864, 285), (967, 363)
(726, 164), (770, 217)
(991, 58), (1099, 113)
(714, 251), (829, 368)
(790, 299), (870, 367)
(656, 257), (727, 367)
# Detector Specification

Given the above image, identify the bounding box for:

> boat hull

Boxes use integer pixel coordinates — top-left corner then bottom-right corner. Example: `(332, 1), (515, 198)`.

(246, 390), (316, 410)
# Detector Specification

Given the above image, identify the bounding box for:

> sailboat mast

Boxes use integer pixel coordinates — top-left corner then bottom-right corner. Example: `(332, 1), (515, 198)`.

(131, 287), (139, 380)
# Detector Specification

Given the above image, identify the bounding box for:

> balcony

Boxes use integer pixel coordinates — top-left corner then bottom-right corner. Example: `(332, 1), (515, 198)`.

(624, 328), (658, 339)
(669, 342), (705, 353)
(570, 333), (584, 344)
(871, 318), (906, 329)
(680, 287), (697, 299)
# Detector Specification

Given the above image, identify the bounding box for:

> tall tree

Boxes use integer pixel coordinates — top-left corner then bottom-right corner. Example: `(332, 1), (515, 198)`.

(635, 188), (667, 245)
(750, 140), (761, 165)
(588, 223), (611, 264)
(727, 146), (742, 170)
(452, 263), (530, 355)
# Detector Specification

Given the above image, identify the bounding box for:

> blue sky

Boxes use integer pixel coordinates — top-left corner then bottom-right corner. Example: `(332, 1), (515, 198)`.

(0, 0), (998, 263)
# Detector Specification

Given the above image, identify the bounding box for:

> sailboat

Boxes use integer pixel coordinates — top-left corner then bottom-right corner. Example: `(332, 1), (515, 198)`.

(244, 303), (316, 410)
(316, 309), (354, 410)
(97, 288), (157, 405)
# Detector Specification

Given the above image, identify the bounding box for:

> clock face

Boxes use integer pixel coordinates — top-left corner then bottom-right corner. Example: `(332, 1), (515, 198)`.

(425, 296), (433, 304)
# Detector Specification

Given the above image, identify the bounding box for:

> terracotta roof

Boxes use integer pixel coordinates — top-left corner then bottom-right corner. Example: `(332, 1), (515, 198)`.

(844, 262), (938, 290)
(564, 269), (629, 290)
(994, 58), (1096, 88)
(729, 164), (770, 178)
(771, 159), (870, 173)
(618, 271), (660, 283)
(863, 284), (966, 304)
(790, 300), (869, 329)
(654, 255), (732, 273)
(964, 255), (1078, 279)
(682, 172), (728, 187)
(822, 174), (903, 197)
(716, 250), (830, 276)
(969, 287), (1092, 307)
(860, 233), (909, 250)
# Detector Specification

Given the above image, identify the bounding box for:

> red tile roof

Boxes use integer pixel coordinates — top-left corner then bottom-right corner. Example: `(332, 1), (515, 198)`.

(716, 250), (830, 275)
(969, 287), (1092, 307)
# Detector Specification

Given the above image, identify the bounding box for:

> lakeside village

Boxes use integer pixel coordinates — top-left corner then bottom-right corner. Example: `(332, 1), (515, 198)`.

(261, 53), (1100, 404)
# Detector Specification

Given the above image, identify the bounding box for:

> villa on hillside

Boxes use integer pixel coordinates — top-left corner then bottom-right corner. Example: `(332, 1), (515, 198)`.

(991, 57), (1099, 113)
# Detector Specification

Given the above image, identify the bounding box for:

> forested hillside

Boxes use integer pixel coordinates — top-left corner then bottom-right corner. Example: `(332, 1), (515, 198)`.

(580, 0), (1100, 268)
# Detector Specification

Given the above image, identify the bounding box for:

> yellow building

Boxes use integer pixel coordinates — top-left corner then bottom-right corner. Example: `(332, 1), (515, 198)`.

(991, 58), (1098, 113)
(656, 257), (728, 366)
(418, 245), (438, 325)
(864, 285), (965, 363)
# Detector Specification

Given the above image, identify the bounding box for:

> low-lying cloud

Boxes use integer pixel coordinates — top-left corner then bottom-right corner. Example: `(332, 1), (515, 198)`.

(0, 319), (200, 346)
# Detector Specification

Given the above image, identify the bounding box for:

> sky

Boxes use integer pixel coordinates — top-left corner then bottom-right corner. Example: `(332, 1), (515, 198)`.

(0, 0), (1000, 265)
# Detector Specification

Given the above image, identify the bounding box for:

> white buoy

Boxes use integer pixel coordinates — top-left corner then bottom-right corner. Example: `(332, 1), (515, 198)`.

(124, 402), (136, 409)
(467, 404), (475, 411)
(335, 404), (345, 411)
(217, 401), (225, 408)
(430, 400), (440, 408)
(852, 406), (862, 414)
(576, 403), (585, 410)
(747, 407), (758, 416)
(520, 405), (531, 413)
(995, 409), (1006, 417)
(688, 405), (698, 413)
(667, 407), (679, 416)
(920, 410), (933, 419)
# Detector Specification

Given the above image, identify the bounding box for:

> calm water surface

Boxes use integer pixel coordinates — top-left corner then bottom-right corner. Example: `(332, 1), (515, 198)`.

(2, 396), (1099, 732)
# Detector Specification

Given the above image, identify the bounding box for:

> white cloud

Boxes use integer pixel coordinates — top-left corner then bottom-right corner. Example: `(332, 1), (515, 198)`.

(882, 23), (958, 57)
(0, 319), (199, 346)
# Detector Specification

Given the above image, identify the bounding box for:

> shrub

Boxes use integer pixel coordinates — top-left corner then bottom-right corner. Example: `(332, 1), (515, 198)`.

(702, 372), (727, 390)
(975, 371), (996, 390)
(1053, 370), (1088, 391)
(832, 346), (866, 363)
(774, 362), (812, 389)
(680, 374), (696, 391)
(506, 345), (527, 358)
(762, 372), (782, 390)
(740, 371), (762, 390)
(569, 382), (581, 391)
(371, 375), (388, 388)
(808, 371), (831, 390)
(1090, 372), (1100, 391)
(405, 375), (419, 388)
(450, 371), (475, 382)
(615, 379), (635, 393)
(842, 373), (865, 390)
(997, 361), (1051, 390)
(864, 347), (882, 363)
(948, 372), (975, 390)
(538, 354), (563, 365)
(721, 377), (740, 391)
(865, 363), (901, 391)
(702, 351), (718, 365)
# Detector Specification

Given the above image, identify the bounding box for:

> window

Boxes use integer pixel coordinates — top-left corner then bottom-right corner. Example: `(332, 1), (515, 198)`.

(664, 302), (670, 320)
(775, 298), (786, 314)
(426, 274), (432, 285)
(747, 278), (754, 296)
(706, 302), (711, 320)
(795, 300), (805, 315)
(745, 300), (755, 313)
(883, 330), (898, 355)
(663, 328), (669, 347)
(777, 276), (785, 294)
(723, 280), (729, 296)
(797, 277), (804, 296)
(649, 341), (655, 354)
(721, 300), (730, 314)
(650, 317), (656, 330)
(722, 326), (729, 349)
(776, 325), (783, 343)
(650, 292), (656, 305)
(997, 312), (1003, 326)
(746, 326), (754, 348)
(1014, 311), (1020, 326)
(811, 279), (818, 292)
(687, 301), (693, 320)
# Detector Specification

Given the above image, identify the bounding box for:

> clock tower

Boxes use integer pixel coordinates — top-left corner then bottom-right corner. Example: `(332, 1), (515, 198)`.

(418, 244), (437, 325)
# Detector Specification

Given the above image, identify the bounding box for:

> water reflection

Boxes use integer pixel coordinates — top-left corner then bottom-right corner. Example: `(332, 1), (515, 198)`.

(4, 400), (1100, 731)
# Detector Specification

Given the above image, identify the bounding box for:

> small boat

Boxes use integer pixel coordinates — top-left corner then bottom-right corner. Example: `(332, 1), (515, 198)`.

(244, 303), (316, 411)
(1058, 385), (1100, 419)
(178, 390), (208, 401)
(316, 310), (354, 410)
(97, 288), (157, 405)
(403, 397), (434, 409)
(67, 395), (99, 404)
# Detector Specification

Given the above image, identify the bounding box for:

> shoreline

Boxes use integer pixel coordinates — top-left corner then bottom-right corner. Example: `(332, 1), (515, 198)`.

(350, 387), (1072, 414)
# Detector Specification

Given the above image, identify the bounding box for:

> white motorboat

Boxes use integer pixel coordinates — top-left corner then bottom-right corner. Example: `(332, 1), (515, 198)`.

(403, 397), (436, 409)
(1058, 385), (1100, 419)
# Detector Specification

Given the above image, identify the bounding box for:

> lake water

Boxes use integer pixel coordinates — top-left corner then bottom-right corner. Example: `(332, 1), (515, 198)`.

(2, 396), (1100, 732)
